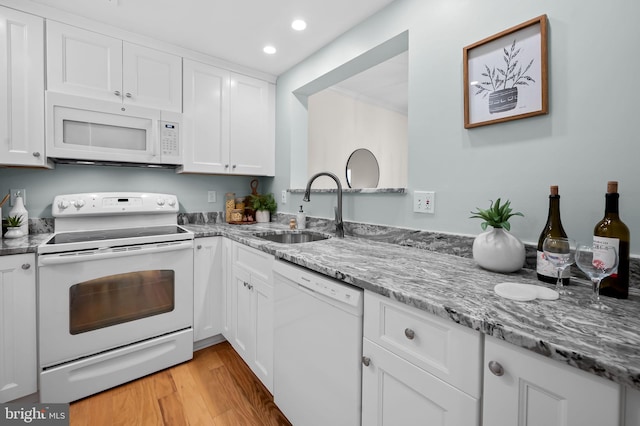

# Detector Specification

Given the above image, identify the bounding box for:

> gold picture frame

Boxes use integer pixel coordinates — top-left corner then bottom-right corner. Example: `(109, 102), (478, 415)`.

(463, 15), (548, 129)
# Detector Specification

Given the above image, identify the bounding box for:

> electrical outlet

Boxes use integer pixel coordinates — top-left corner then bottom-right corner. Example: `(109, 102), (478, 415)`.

(10, 189), (26, 207)
(281, 190), (287, 204)
(413, 191), (435, 214)
(207, 191), (217, 203)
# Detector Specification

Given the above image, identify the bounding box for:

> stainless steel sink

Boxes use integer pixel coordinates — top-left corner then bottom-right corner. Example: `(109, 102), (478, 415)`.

(253, 230), (331, 244)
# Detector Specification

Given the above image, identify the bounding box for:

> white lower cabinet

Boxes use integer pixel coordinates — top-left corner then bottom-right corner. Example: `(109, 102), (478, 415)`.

(362, 339), (479, 425)
(0, 254), (37, 402)
(625, 386), (640, 426)
(226, 241), (273, 392)
(193, 237), (223, 342)
(362, 291), (481, 426)
(483, 336), (620, 426)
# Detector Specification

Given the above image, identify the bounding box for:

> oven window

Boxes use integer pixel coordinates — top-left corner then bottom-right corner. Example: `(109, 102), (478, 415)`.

(69, 270), (175, 335)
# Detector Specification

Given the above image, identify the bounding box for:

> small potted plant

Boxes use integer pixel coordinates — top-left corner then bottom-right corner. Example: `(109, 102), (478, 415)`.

(469, 198), (525, 272)
(250, 193), (277, 223)
(4, 214), (24, 239)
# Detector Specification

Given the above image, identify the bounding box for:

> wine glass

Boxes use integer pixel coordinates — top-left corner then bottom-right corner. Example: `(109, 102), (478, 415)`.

(574, 244), (618, 311)
(542, 237), (575, 295)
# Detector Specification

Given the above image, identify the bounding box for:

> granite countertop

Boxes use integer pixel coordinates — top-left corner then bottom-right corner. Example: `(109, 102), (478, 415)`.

(0, 233), (52, 255)
(4, 223), (640, 391)
(186, 222), (640, 391)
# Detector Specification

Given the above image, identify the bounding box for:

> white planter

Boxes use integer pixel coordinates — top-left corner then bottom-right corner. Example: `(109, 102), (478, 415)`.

(255, 210), (270, 223)
(472, 227), (525, 273)
(4, 227), (24, 239)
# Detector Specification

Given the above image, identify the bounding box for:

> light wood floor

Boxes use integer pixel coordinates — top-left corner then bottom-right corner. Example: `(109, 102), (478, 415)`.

(69, 341), (291, 426)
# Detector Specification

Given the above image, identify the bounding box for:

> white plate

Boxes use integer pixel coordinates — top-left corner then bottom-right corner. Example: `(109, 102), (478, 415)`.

(494, 282), (559, 301)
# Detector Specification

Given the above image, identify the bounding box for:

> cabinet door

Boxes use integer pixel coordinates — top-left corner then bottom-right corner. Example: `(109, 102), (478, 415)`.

(221, 238), (233, 338)
(251, 274), (273, 393)
(46, 21), (122, 102)
(483, 336), (620, 426)
(193, 237), (223, 342)
(0, 254), (36, 403)
(231, 266), (252, 360)
(362, 339), (479, 426)
(0, 7), (46, 167)
(229, 73), (275, 176)
(122, 42), (182, 112)
(180, 59), (230, 173)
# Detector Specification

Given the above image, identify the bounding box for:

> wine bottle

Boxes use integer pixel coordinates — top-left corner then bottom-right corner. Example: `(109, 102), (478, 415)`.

(594, 181), (630, 299)
(537, 185), (570, 285)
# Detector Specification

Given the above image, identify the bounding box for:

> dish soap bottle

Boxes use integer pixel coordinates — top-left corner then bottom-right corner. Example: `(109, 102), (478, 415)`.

(594, 181), (630, 299)
(536, 185), (569, 285)
(297, 205), (306, 230)
(8, 191), (28, 236)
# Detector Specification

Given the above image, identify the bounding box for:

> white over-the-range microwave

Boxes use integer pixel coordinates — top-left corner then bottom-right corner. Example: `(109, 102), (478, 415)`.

(46, 92), (182, 166)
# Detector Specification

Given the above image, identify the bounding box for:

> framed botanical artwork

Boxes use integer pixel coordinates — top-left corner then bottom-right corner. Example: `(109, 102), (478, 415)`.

(463, 15), (548, 129)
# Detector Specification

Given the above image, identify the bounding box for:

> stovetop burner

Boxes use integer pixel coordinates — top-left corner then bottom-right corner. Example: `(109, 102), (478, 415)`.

(46, 225), (189, 245)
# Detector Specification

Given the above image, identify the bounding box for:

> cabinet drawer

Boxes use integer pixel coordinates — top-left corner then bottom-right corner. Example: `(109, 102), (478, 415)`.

(364, 291), (481, 398)
(233, 242), (272, 282)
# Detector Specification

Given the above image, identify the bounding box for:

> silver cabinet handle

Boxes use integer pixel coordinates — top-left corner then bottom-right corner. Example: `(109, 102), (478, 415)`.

(32, 152), (41, 157)
(125, 92), (132, 98)
(224, 164), (229, 169)
(362, 356), (371, 367)
(114, 90), (121, 97)
(247, 283), (253, 290)
(232, 164), (237, 169)
(404, 328), (415, 340)
(488, 361), (504, 376)
(197, 245), (202, 249)
(22, 264), (31, 270)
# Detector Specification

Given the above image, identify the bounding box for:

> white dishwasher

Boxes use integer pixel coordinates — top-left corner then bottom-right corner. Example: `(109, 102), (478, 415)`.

(273, 259), (363, 426)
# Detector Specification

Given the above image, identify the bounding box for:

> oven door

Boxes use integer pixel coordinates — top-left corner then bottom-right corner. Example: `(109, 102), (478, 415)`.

(38, 240), (193, 367)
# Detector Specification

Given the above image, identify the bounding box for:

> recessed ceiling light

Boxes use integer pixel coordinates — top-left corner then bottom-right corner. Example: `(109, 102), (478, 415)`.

(291, 19), (307, 31)
(263, 45), (277, 55)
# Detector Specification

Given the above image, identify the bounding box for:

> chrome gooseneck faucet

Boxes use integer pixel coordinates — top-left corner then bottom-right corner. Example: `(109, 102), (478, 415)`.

(303, 171), (344, 238)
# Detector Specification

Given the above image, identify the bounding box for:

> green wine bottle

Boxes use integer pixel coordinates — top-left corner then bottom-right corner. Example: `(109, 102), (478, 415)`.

(537, 185), (570, 285)
(594, 181), (630, 299)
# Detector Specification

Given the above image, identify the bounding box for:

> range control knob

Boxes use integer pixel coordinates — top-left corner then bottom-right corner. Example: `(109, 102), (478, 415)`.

(156, 198), (166, 206)
(167, 198), (176, 207)
(73, 199), (85, 209)
(57, 200), (70, 210)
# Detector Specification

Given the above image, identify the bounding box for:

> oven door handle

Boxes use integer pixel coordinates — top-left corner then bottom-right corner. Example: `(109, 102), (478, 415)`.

(38, 240), (194, 266)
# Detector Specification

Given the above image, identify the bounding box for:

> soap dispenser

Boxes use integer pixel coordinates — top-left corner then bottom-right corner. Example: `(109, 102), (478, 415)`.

(297, 205), (306, 229)
(8, 191), (28, 235)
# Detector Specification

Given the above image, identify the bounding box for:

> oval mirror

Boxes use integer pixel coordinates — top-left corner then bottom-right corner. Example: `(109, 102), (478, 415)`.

(345, 148), (380, 188)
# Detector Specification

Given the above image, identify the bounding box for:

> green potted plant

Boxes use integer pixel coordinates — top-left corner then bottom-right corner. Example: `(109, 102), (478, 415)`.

(4, 214), (24, 239)
(469, 198), (525, 272)
(251, 193), (277, 223)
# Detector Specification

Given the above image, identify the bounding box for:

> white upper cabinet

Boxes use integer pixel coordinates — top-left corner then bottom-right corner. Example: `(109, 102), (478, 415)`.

(228, 72), (274, 176)
(180, 59), (275, 176)
(46, 21), (181, 112)
(0, 6), (47, 167)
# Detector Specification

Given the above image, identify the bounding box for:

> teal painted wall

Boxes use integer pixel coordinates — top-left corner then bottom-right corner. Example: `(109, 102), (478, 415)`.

(0, 165), (262, 218)
(272, 0), (640, 254)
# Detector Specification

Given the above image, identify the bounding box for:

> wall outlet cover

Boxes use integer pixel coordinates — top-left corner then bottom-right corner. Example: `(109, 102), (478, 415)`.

(413, 190), (435, 214)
